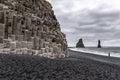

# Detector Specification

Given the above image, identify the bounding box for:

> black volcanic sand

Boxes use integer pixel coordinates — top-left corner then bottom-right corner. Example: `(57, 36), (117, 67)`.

(0, 50), (120, 80)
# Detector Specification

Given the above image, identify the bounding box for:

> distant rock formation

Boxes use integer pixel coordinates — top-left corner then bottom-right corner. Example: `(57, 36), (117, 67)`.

(76, 39), (85, 48)
(0, 0), (68, 58)
(97, 40), (102, 48)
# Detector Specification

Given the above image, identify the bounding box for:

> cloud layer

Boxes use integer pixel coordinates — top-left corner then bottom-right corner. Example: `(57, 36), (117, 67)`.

(49, 0), (120, 47)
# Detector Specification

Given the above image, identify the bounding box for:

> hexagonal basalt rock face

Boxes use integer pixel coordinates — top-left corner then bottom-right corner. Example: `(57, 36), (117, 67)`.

(0, 0), (68, 58)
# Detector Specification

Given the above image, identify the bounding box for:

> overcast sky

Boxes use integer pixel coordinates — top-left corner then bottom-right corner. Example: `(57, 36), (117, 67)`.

(49, 0), (120, 47)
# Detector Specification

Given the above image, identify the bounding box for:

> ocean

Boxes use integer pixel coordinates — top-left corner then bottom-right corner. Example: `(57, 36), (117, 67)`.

(70, 47), (120, 58)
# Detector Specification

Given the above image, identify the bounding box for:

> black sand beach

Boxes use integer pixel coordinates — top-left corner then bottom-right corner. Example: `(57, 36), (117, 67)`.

(0, 50), (120, 80)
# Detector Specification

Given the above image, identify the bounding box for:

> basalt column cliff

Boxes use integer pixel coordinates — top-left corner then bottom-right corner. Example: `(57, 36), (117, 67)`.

(0, 0), (68, 58)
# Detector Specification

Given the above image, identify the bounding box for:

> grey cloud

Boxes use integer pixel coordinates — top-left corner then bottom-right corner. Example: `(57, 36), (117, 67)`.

(50, 0), (120, 47)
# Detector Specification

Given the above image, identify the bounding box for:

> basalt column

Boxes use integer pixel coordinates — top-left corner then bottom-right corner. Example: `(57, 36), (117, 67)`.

(0, 0), (68, 58)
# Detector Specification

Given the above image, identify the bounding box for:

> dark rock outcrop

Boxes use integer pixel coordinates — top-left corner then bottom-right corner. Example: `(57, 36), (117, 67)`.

(0, 0), (68, 58)
(97, 40), (102, 48)
(76, 38), (85, 48)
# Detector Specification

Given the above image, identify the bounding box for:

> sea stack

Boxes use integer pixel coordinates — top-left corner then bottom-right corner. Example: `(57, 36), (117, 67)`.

(76, 39), (85, 48)
(0, 0), (68, 58)
(97, 40), (102, 48)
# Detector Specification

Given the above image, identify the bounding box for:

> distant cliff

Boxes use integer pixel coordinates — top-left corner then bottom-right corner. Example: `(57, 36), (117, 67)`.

(0, 0), (68, 58)
(76, 39), (85, 48)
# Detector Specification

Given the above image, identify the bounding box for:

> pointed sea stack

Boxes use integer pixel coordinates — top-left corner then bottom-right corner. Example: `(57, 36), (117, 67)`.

(97, 40), (102, 48)
(76, 39), (85, 48)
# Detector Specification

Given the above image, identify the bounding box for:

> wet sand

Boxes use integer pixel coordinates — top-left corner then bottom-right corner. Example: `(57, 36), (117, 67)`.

(68, 49), (120, 66)
(0, 50), (120, 80)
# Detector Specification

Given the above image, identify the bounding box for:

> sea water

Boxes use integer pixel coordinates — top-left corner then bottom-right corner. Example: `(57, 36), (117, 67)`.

(70, 47), (120, 58)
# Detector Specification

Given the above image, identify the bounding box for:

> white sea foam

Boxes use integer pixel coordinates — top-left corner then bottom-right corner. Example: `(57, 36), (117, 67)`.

(70, 48), (120, 58)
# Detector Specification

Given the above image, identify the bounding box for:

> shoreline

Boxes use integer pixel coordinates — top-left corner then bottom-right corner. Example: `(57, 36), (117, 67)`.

(68, 49), (120, 66)
(69, 48), (120, 58)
